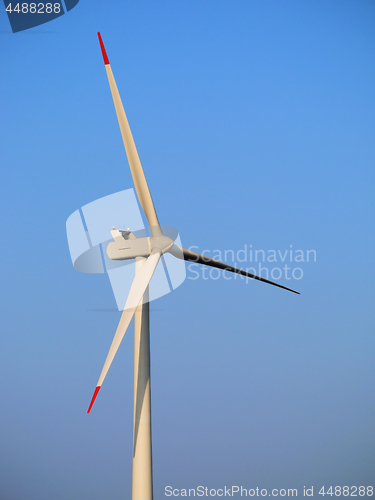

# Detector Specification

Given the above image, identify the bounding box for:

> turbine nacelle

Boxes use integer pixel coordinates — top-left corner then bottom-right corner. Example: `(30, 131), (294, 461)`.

(107, 228), (174, 261)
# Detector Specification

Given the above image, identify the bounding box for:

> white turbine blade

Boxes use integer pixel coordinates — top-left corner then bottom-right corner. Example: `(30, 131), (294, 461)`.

(97, 32), (160, 234)
(87, 250), (161, 413)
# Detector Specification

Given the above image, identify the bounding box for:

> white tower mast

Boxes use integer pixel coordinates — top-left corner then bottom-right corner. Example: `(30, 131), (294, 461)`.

(133, 257), (153, 499)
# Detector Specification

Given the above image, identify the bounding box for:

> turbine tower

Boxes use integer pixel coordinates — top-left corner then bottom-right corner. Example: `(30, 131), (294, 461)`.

(87, 32), (299, 500)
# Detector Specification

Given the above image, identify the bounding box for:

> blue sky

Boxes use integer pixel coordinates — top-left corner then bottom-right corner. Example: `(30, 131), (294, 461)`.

(1, 1), (375, 499)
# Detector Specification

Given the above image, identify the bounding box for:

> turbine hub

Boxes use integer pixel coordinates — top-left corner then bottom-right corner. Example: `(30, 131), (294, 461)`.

(150, 235), (174, 254)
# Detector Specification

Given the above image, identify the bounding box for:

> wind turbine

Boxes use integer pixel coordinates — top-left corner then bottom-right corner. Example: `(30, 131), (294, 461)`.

(87, 32), (299, 500)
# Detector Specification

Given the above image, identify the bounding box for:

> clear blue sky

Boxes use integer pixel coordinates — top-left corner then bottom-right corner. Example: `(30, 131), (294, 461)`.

(1, 1), (374, 499)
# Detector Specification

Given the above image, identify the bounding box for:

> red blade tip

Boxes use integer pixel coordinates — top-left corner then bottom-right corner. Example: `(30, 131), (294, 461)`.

(97, 32), (109, 65)
(87, 386), (101, 414)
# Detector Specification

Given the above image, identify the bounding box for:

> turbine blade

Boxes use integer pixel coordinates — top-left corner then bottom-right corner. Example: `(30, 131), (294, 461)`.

(170, 246), (300, 295)
(87, 250), (161, 413)
(97, 32), (161, 235)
